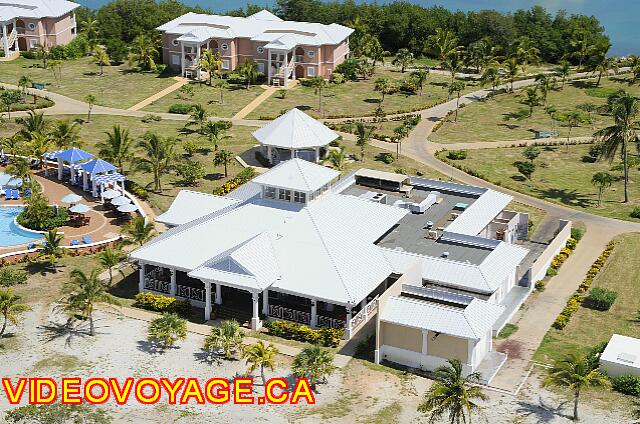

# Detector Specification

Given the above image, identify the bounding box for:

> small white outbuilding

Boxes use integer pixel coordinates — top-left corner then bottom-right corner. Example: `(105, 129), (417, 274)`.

(600, 334), (640, 377)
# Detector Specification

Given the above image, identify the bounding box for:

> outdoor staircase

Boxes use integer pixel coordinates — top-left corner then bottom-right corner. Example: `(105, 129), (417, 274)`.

(7, 29), (17, 48)
(216, 304), (253, 327)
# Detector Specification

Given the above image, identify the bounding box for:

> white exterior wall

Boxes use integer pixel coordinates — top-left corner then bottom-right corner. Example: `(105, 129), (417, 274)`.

(600, 359), (640, 378)
(380, 345), (475, 376)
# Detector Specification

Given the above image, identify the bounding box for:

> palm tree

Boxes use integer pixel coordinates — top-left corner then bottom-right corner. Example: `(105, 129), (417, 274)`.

(84, 94), (97, 122)
(570, 31), (597, 70)
(93, 46), (110, 76)
(0, 290), (31, 337)
(480, 66), (501, 92)
(556, 60), (571, 90)
(309, 76), (328, 116)
(188, 104), (208, 130)
(328, 147), (346, 171)
(374, 76), (392, 106)
(592, 56), (617, 87)
(427, 28), (464, 68)
(129, 34), (158, 71)
(97, 125), (133, 174)
(135, 132), (176, 192)
(561, 110), (586, 148)
(38, 230), (65, 270)
(392, 48), (414, 73)
(595, 90), (640, 203)
(513, 36), (540, 72)
(355, 122), (374, 160)
(214, 78), (230, 104)
(201, 121), (230, 151)
(410, 68), (430, 96)
(6, 157), (31, 183)
(242, 341), (278, 386)
(213, 149), (234, 177)
(418, 359), (487, 424)
(200, 49), (222, 86)
(27, 131), (52, 165)
(97, 247), (123, 287)
(124, 216), (155, 246)
(443, 51), (463, 85)
(535, 73), (554, 105)
(35, 42), (50, 69)
(59, 268), (120, 336)
(237, 60), (259, 89)
(147, 313), (187, 349)
(49, 119), (82, 149)
(17, 75), (32, 101)
(522, 87), (541, 117)
(449, 81), (466, 122)
(204, 320), (244, 360)
(503, 58), (519, 92)
(292, 346), (336, 390)
(591, 171), (614, 207)
(546, 353), (610, 421)
(1, 89), (23, 119)
(18, 110), (48, 141)
(82, 18), (100, 52)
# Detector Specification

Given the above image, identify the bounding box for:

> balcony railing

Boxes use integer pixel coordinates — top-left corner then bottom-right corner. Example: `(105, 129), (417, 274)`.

(269, 304), (311, 325)
(350, 295), (379, 331)
(176, 284), (205, 302)
(144, 278), (170, 294)
(317, 315), (346, 330)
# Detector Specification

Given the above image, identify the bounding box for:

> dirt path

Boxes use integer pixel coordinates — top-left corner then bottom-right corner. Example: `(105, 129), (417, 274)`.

(127, 76), (189, 111)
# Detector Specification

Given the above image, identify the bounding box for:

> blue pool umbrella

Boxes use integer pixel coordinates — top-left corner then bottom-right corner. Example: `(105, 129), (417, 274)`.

(56, 147), (93, 164)
(61, 193), (82, 203)
(110, 196), (131, 206)
(79, 159), (117, 175)
(69, 204), (91, 213)
(102, 189), (121, 199)
(0, 173), (21, 188)
(117, 203), (138, 213)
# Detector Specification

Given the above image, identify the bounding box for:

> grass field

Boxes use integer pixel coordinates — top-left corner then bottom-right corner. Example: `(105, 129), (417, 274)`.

(438, 144), (640, 221)
(0, 56), (177, 109)
(142, 81), (265, 118)
(247, 68), (478, 119)
(430, 76), (640, 144)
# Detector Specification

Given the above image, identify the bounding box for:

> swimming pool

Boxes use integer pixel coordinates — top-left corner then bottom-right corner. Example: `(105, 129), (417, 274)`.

(0, 207), (42, 248)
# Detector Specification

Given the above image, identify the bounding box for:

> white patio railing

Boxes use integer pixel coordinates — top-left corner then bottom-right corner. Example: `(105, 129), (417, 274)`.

(269, 304), (311, 325)
(349, 295), (379, 331)
(176, 285), (205, 302)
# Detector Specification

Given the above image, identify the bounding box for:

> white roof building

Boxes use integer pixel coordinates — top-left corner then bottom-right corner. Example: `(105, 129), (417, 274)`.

(252, 158), (339, 193)
(600, 334), (640, 377)
(155, 190), (240, 227)
(0, 0), (78, 22)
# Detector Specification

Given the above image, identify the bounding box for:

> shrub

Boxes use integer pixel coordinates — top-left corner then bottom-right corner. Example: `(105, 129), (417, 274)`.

(182, 141), (199, 157)
(168, 103), (193, 114)
(264, 320), (343, 347)
(571, 228), (584, 241)
(49, 45), (66, 60)
(334, 58), (359, 81)
(611, 375), (640, 396)
(176, 160), (205, 186)
(20, 50), (37, 59)
(0, 268), (28, 287)
(124, 180), (149, 200)
(546, 267), (558, 277)
(17, 205), (68, 231)
(64, 34), (89, 59)
(630, 207), (640, 219)
(134, 292), (191, 316)
(447, 150), (468, 160)
(212, 167), (257, 195)
(141, 114), (162, 123)
(330, 72), (345, 84)
(565, 237), (578, 250)
(376, 152), (395, 164)
(535, 280), (546, 291)
(585, 287), (618, 311)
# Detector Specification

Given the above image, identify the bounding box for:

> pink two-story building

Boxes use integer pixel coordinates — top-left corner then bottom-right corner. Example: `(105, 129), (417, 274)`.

(1, 0), (79, 58)
(157, 10), (353, 87)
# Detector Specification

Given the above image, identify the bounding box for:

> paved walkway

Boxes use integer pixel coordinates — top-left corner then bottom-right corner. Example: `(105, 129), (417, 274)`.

(0, 51), (19, 62)
(127, 76), (189, 111)
(232, 86), (278, 119)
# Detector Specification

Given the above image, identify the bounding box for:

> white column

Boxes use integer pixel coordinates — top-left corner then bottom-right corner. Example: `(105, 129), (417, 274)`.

(138, 262), (145, 293)
(310, 300), (317, 328)
(267, 49), (271, 84)
(290, 149), (295, 159)
(361, 298), (367, 320)
(204, 281), (211, 321)
(215, 283), (222, 305)
(251, 292), (261, 330)
(1, 24), (8, 58)
(196, 44), (201, 80)
(467, 339), (475, 368)
(266, 145), (272, 164)
(121, 179), (125, 193)
(262, 289), (269, 316)
(180, 42), (185, 77)
(169, 269), (176, 296)
(82, 171), (88, 191)
(345, 308), (352, 339)
(314, 147), (319, 162)
(421, 330), (429, 355)
(57, 158), (63, 180)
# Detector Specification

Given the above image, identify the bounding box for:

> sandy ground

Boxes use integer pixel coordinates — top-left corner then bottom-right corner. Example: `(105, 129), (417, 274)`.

(0, 306), (633, 423)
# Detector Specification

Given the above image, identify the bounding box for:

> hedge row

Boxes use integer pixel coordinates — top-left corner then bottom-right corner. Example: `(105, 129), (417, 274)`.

(264, 320), (344, 348)
(212, 168), (256, 196)
(538, 237), (579, 290)
(134, 292), (191, 317)
(552, 240), (616, 329)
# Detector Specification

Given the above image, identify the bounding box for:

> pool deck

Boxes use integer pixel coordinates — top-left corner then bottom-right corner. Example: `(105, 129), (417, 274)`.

(0, 169), (123, 255)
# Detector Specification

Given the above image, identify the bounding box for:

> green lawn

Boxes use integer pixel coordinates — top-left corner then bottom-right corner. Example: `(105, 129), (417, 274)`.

(0, 56), (177, 109)
(437, 144), (640, 221)
(247, 68), (478, 119)
(430, 77), (640, 144)
(142, 81), (265, 118)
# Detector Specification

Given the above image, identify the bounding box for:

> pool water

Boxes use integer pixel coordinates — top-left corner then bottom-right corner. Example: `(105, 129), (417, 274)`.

(0, 208), (42, 247)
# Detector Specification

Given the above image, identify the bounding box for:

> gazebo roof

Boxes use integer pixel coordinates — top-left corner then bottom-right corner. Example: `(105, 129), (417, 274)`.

(55, 147), (93, 163)
(80, 159), (117, 175)
(252, 108), (338, 149)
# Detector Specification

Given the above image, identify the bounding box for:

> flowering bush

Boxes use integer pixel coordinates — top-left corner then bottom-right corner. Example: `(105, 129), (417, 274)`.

(265, 320), (344, 347)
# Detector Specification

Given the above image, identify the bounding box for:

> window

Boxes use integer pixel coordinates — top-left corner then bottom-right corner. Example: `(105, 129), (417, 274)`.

(172, 39), (179, 47)
(29, 39), (38, 49)
(264, 186), (276, 199)
(307, 50), (315, 58)
(27, 23), (36, 31)
(184, 46), (193, 54)
(257, 62), (265, 73)
(171, 54), (181, 66)
(278, 189), (291, 202)
(256, 46), (264, 54)
(221, 43), (229, 51)
(293, 191), (306, 203)
(222, 59), (230, 70)
(306, 67), (316, 77)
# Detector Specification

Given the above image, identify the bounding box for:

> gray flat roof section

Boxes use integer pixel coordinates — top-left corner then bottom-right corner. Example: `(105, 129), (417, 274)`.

(341, 184), (490, 264)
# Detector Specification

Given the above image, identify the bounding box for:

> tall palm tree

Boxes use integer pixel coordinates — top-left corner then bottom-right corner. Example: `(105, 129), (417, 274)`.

(135, 132), (176, 192)
(355, 122), (374, 160)
(59, 268), (120, 336)
(93, 46), (110, 76)
(214, 78), (230, 104)
(49, 119), (82, 149)
(309, 77), (328, 116)
(546, 353), (610, 421)
(17, 75), (32, 100)
(18, 110), (48, 141)
(5, 157), (31, 182)
(418, 359), (487, 424)
(201, 121), (230, 151)
(82, 18), (100, 52)
(84, 94), (97, 122)
(427, 28), (464, 68)
(188, 104), (208, 130)
(213, 149), (234, 177)
(97, 247), (123, 287)
(535, 73), (554, 105)
(556, 60), (571, 90)
(480, 66), (501, 92)
(237, 60), (259, 89)
(38, 230), (65, 270)
(27, 131), (52, 165)
(595, 90), (640, 203)
(591, 171), (614, 207)
(561, 110), (586, 149)
(522, 87), (541, 117)
(570, 31), (597, 70)
(443, 51), (463, 84)
(0, 290), (31, 337)
(374, 76), (392, 106)
(242, 341), (279, 386)
(328, 147), (346, 171)
(392, 48), (414, 73)
(591, 56), (617, 87)
(204, 320), (244, 360)
(410, 68), (430, 96)
(124, 216), (155, 246)
(503, 58), (519, 92)
(200, 49), (222, 86)
(97, 125), (133, 174)
(147, 313), (187, 349)
(513, 36), (540, 72)
(129, 34), (158, 71)
(449, 81), (466, 122)
(292, 345), (336, 390)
